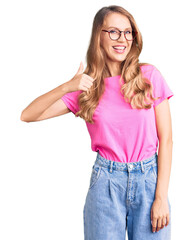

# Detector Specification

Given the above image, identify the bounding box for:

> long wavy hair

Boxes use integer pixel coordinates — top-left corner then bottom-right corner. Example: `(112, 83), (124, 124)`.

(75, 5), (159, 124)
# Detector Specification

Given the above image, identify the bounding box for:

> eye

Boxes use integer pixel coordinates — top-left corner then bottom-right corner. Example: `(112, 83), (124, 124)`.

(110, 30), (118, 34)
(125, 31), (132, 34)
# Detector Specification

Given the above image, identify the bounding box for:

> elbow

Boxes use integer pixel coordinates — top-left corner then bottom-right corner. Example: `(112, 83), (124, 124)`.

(20, 110), (31, 123)
(158, 133), (173, 144)
(158, 138), (173, 146)
(20, 111), (25, 122)
(20, 114), (28, 123)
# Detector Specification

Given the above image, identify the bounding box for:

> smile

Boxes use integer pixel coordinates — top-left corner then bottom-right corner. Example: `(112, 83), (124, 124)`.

(112, 46), (126, 54)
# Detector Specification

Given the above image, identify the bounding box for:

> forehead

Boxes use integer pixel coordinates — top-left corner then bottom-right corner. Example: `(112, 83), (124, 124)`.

(103, 12), (132, 29)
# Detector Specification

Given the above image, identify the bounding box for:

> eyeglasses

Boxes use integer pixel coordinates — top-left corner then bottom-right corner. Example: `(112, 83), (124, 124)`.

(102, 29), (137, 41)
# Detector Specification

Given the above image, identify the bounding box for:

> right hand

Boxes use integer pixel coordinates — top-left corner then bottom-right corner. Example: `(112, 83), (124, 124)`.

(67, 61), (95, 93)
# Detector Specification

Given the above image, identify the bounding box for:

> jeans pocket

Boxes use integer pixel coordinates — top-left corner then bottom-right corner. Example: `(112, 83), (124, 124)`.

(145, 164), (158, 185)
(89, 164), (102, 190)
(152, 164), (158, 180)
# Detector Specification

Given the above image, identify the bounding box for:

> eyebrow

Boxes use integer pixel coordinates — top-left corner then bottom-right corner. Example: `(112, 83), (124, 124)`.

(107, 26), (132, 30)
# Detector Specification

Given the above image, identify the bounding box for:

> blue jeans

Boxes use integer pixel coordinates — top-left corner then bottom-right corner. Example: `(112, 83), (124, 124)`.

(83, 151), (171, 240)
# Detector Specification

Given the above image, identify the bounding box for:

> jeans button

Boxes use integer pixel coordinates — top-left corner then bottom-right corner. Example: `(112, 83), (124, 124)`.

(128, 164), (133, 169)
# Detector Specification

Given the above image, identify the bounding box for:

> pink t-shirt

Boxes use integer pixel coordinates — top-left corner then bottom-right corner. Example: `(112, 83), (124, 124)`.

(61, 65), (174, 162)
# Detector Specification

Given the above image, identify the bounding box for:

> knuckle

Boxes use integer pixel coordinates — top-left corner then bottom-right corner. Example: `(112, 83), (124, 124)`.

(82, 73), (86, 77)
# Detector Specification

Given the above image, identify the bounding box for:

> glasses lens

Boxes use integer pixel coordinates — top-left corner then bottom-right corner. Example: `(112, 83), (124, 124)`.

(125, 31), (133, 41)
(110, 30), (120, 40)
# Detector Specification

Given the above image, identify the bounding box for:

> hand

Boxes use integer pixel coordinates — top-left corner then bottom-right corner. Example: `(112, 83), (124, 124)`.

(151, 198), (170, 233)
(67, 61), (95, 93)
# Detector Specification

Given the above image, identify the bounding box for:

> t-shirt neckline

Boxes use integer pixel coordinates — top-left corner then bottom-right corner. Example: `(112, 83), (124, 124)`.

(104, 75), (121, 80)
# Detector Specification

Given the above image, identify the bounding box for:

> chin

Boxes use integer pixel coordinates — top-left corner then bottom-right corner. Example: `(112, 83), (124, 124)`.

(114, 56), (127, 62)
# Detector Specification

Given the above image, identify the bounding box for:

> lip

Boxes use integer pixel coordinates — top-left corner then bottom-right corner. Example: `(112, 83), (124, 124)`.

(112, 46), (126, 54)
(113, 45), (126, 47)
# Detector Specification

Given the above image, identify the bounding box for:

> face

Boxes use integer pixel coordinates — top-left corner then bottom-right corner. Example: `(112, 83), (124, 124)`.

(100, 12), (133, 65)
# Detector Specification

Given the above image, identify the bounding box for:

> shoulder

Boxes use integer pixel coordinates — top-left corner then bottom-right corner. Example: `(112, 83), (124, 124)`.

(139, 63), (162, 80)
(140, 63), (155, 72)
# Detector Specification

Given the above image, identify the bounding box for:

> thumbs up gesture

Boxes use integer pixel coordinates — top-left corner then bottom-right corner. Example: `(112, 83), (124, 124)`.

(67, 62), (95, 93)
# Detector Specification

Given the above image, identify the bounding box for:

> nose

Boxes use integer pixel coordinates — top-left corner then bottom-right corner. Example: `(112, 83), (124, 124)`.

(119, 31), (126, 41)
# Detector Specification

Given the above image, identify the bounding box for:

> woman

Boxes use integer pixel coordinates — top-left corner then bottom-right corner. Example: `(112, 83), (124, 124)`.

(21, 5), (173, 240)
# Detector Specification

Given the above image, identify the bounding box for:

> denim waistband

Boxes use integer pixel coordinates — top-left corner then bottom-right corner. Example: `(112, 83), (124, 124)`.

(95, 152), (158, 173)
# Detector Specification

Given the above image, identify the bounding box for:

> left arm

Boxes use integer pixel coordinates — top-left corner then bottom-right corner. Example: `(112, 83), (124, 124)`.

(151, 98), (173, 232)
(155, 99), (173, 200)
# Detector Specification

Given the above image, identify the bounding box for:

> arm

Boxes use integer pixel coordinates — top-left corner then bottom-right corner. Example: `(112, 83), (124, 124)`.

(20, 82), (71, 122)
(20, 62), (95, 122)
(151, 98), (173, 233)
(154, 98), (173, 200)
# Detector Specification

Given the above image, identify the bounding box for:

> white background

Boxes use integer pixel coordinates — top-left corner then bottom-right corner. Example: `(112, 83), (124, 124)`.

(0, 0), (193, 239)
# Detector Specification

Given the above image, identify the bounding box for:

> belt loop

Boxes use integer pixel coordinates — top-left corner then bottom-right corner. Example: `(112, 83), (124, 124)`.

(127, 163), (130, 173)
(140, 161), (145, 173)
(97, 166), (102, 178)
(109, 161), (113, 173)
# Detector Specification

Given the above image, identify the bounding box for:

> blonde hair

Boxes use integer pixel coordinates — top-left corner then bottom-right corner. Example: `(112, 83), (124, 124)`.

(75, 5), (158, 123)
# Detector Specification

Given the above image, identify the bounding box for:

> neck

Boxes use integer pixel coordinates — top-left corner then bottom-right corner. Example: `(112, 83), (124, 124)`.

(106, 61), (121, 77)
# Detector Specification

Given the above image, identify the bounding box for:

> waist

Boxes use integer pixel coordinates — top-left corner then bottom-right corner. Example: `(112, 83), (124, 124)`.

(95, 151), (158, 172)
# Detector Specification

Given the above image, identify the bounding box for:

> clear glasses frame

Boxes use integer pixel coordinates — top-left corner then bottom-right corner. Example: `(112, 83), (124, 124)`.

(101, 29), (138, 41)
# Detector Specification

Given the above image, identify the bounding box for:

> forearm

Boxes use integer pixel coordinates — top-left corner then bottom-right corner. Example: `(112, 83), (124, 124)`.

(21, 81), (70, 121)
(155, 139), (173, 200)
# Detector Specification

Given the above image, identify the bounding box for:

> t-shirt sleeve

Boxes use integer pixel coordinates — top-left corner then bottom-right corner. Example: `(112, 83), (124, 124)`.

(61, 90), (83, 114)
(150, 66), (174, 107)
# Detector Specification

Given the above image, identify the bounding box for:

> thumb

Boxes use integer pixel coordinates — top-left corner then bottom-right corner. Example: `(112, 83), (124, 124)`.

(75, 61), (84, 75)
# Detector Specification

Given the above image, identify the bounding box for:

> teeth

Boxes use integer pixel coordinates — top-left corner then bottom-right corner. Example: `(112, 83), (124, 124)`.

(113, 46), (125, 50)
